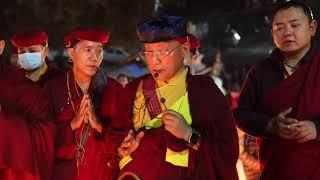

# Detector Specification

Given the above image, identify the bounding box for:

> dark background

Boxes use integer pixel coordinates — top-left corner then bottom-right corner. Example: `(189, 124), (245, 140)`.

(1, 0), (319, 66)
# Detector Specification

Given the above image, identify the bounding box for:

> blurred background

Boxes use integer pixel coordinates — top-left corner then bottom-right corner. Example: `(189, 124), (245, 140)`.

(0, 0), (320, 75)
(1, 0), (319, 79)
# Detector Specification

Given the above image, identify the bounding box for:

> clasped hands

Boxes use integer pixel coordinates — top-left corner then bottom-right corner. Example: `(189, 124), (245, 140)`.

(267, 107), (317, 143)
(70, 94), (102, 133)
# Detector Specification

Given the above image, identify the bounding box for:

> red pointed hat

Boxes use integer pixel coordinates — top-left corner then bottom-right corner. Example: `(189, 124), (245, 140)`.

(175, 33), (200, 50)
(187, 33), (200, 50)
(12, 28), (48, 48)
(64, 28), (110, 48)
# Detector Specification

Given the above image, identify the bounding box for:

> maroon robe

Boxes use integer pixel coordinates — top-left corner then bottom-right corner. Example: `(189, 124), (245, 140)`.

(0, 61), (55, 180)
(106, 71), (239, 180)
(36, 62), (64, 87)
(44, 71), (122, 180)
(257, 48), (320, 179)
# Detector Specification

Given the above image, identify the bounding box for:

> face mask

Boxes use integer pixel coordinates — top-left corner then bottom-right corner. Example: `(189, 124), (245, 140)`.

(18, 52), (44, 70)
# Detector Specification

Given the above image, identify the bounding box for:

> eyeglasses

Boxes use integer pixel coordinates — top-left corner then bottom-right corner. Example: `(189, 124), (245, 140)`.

(73, 46), (103, 59)
(139, 43), (183, 60)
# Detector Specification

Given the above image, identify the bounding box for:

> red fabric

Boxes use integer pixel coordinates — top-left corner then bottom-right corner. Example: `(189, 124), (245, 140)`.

(174, 33), (200, 50)
(142, 76), (162, 119)
(11, 28), (48, 48)
(258, 48), (320, 179)
(44, 72), (121, 180)
(36, 63), (64, 88)
(174, 36), (188, 45)
(0, 62), (55, 180)
(119, 127), (197, 180)
(64, 29), (109, 47)
(0, 113), (35, 177)
(230, 92), (240, 109)
(0, 168), (39, 180)
(187, 33), (200, 50)
(0, 61), (25, 84)
(10, 48), (18, 55)
(110, 72), (239, 179)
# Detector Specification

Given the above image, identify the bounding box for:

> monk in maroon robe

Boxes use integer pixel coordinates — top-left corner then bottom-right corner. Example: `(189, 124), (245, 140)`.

(0, 58), (55, 180)
(105, 16), (239, 180)
(44, 28), (122, 180)
(11, 28), (64, 88)
(233, 2), (320, 179)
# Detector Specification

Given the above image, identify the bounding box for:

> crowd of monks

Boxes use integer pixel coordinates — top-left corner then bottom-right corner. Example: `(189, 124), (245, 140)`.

(0, 1), (320, 180)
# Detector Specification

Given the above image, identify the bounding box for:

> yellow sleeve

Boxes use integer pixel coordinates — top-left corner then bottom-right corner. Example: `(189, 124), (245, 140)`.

(165, 148), (189, 167)
(119, 155), (133, 170)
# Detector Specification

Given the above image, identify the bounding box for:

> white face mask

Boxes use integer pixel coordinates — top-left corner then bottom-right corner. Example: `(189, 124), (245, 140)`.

(18, 52), (44, 70)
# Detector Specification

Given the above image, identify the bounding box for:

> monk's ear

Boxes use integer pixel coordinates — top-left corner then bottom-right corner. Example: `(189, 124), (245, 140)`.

(310, 19), (317, 36)
(67, 48), (75, 62)
(181, 41), (190, 57)
(43, 46), (49, 58)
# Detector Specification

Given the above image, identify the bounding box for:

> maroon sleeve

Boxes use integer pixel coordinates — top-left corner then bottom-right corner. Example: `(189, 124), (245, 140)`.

(233, 65), (273, 138)
(1, 72), (49, 122)
(20, 81), (56, 180)
(43, 76), (76, 161)
(101, 77), (127, 175)
(197, 95), (239, 180)
(189, 76), (239, 180)
(0, 73), (56, 180)
(101, 78), (123, 128)
(163, 127), (188, 151)
(30, 120), (56, 180)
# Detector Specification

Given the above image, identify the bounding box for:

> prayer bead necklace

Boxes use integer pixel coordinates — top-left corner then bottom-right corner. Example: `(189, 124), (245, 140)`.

(284, 62), (298, 70)
(283, 60), (299, 72)
(66, 72), (76, 113)
(133, 96), (147, 128)
(66, 71), (91, 175)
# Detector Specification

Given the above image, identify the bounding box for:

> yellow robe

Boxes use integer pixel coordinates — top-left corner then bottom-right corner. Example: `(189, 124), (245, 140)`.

(120, 67), (192, 169)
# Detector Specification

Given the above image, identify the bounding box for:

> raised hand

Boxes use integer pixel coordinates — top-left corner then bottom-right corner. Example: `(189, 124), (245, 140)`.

(162, 109), (192, 141)
(70, 94), (89, 130)
(294, 120), (317, 143)
(117, 130), (144, 157)
(86, 96), (102, 132)
(267, 107), (300, 139)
